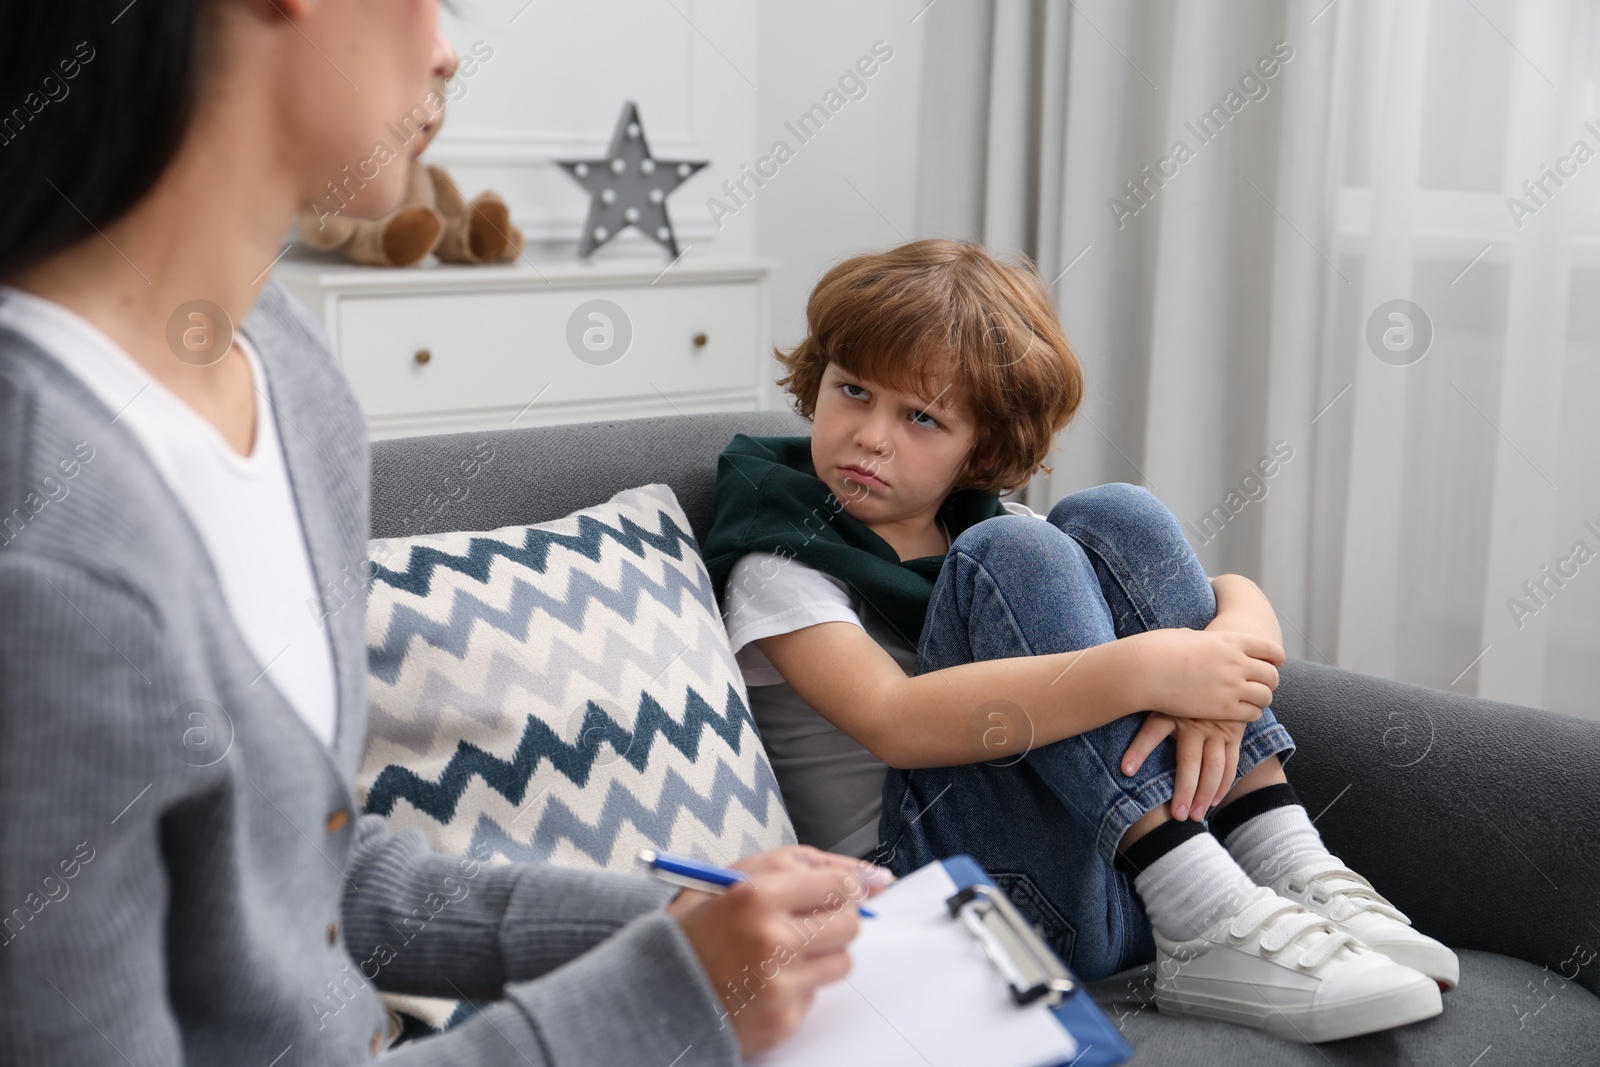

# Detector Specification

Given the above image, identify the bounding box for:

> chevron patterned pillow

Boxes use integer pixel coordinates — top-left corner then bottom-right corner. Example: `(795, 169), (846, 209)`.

(358, 482), (795, 1034)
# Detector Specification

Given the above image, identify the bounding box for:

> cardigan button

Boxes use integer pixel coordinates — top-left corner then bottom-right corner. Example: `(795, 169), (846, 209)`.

(325, 809), (350, 833)
(326, 922), (339, 946)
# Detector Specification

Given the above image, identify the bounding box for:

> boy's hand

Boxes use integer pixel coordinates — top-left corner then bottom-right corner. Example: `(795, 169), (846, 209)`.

(1134, 628), (1283, 722)
(1205, 606), (1281, 644)
(1119, 712), (1246, 821)
(666, 847), (893, 1058)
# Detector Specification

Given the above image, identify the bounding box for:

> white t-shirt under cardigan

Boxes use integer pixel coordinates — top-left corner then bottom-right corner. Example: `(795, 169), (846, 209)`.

(0, 286), (338, 746)
(723, 500), (1046, 857)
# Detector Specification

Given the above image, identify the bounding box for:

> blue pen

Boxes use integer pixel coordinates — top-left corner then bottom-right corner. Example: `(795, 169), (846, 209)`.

(639, 849), (876, 918)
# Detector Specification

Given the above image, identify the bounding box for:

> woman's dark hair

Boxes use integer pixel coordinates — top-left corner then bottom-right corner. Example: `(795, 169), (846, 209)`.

(0, 2), (209, 281)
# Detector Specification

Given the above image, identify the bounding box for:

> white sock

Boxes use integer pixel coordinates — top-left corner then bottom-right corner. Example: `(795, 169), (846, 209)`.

(1132, 832), (1259, 942)
(1219, 803), (1334, 886)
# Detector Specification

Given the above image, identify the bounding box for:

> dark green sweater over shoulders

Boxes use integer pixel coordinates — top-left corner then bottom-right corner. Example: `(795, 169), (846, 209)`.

(698, 433), (1007, 646)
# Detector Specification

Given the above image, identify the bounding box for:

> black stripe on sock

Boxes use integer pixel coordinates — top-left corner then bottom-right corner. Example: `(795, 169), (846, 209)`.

(1113, 814), (1211, 876)
(1208, 781), (1301, 843)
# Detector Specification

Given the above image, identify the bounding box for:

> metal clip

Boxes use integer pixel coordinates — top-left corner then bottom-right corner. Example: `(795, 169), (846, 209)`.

(945, 884), (1077, 1007)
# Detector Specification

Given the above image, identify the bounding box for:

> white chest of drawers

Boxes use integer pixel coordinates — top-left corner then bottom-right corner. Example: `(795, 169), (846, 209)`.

(273, 250), (774, 439)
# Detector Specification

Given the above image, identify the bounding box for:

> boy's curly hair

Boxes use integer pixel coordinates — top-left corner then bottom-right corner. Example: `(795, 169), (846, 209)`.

(775, 238), (1084, 496)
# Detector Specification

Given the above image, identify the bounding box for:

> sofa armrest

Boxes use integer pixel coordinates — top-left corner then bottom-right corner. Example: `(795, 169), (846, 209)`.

(1269, 658), (1600, 998)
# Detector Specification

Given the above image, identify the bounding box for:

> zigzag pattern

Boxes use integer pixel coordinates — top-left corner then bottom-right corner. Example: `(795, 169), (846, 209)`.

(366, 607), (739, 755)
(366, 572), (732, 748)
(367, 527), (720, 687)
(460, 755), (791, 869)
(370, 508), (700, 600)
(364, 681), (755, 823)
(360, 485), (796, 1037)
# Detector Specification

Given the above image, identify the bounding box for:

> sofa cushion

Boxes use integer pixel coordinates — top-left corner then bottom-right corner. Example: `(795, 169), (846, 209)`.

(358, 482), (796, 1029)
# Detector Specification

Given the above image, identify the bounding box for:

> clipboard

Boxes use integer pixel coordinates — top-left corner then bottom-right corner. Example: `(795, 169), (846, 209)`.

(749, 854), (1134, 1067)
(942, 855), (1134, 1067)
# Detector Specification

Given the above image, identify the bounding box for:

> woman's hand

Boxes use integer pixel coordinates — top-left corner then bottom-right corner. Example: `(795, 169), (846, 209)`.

(1120, 712), (1247, 821)
(666, 846), (894, 1057)
(730, 843), (896, 888)
(1133, 628), (1284, 722)
(663, 845), (895, 920)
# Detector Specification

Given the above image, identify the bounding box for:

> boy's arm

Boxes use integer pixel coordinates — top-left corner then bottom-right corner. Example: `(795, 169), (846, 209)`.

(755, 623), (1153, 769)
(1207, 574), (1283, 644)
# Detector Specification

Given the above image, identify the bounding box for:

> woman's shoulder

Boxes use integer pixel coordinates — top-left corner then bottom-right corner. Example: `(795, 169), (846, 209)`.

(0, 329), (173, 587)
(0, 281), (364, 616)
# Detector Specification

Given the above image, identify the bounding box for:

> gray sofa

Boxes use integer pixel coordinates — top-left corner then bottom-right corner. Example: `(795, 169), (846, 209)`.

(371, 410), (1600, 1065)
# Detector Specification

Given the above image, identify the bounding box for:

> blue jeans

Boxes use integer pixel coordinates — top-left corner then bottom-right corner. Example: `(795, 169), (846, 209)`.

(874, 483), (1296, 981)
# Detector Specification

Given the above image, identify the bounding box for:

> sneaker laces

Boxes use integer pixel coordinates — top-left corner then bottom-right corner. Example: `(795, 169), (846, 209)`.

(1286, 861), (1410, 925)
(1226, 887), (1362, 970)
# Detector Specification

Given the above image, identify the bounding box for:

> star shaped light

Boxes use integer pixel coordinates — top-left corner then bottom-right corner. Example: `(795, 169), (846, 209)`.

(556, 101), (708, 258)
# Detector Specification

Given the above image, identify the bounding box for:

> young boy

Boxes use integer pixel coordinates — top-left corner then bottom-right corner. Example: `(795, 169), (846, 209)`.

(700, 238), (1458, 1043)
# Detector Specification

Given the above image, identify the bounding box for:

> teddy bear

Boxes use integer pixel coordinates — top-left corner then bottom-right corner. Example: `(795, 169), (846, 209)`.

(296, 84), (524, 269)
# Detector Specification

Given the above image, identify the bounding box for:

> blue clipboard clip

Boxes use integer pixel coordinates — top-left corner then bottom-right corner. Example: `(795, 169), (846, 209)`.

(940, 855), (1135, 1067)
(945, 882), (1077, 1007)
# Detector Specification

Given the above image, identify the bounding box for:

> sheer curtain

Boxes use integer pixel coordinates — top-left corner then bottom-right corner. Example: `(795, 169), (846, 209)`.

(913, 0), (1600, 720)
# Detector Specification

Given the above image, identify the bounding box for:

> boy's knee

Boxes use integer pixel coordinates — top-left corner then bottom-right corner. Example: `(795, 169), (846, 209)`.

(1100, 482), (1159, 508)
(950, 512), (1058, 557)
(1047, 482), (1165, 529)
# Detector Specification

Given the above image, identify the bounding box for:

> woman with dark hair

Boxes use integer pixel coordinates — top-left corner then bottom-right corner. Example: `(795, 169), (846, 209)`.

(0, 3), (881, 1063)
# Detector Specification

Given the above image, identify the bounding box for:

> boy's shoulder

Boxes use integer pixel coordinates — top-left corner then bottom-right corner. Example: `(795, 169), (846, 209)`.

(724, 550), (854, 611)
(721, 431), (810, 448)
(727, 549), (850, 589)
(717, 432), (813, 464)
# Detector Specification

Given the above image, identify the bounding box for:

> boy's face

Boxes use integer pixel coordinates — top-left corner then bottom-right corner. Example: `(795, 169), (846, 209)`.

(810, 362), (981, 526)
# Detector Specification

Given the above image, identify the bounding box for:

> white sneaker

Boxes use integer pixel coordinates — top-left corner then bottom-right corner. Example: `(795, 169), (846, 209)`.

(1152, 884), (1443, 1043)
(1268, 856), (1459, 992)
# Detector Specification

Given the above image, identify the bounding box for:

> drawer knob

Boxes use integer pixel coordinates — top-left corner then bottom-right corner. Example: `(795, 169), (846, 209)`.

(692, 332), (708, 349)
(414, 348), (432, 365)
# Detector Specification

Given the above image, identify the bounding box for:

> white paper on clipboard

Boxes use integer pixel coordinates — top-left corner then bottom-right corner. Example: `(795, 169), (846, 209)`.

(748, 859), (1079, 1067)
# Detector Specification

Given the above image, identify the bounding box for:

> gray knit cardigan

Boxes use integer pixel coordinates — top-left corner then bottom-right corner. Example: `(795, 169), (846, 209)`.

(0, 281), (740, 1066)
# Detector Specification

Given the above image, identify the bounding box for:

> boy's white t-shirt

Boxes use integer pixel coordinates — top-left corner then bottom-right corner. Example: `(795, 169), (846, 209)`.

(0, 286), (340, 748)
(723, 500), (1046, 857)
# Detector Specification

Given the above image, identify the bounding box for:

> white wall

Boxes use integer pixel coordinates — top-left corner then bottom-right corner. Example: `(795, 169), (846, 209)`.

(430, 0), (931, 411)
(752, 2), (930, 411)
(431, 0), (759, 259)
